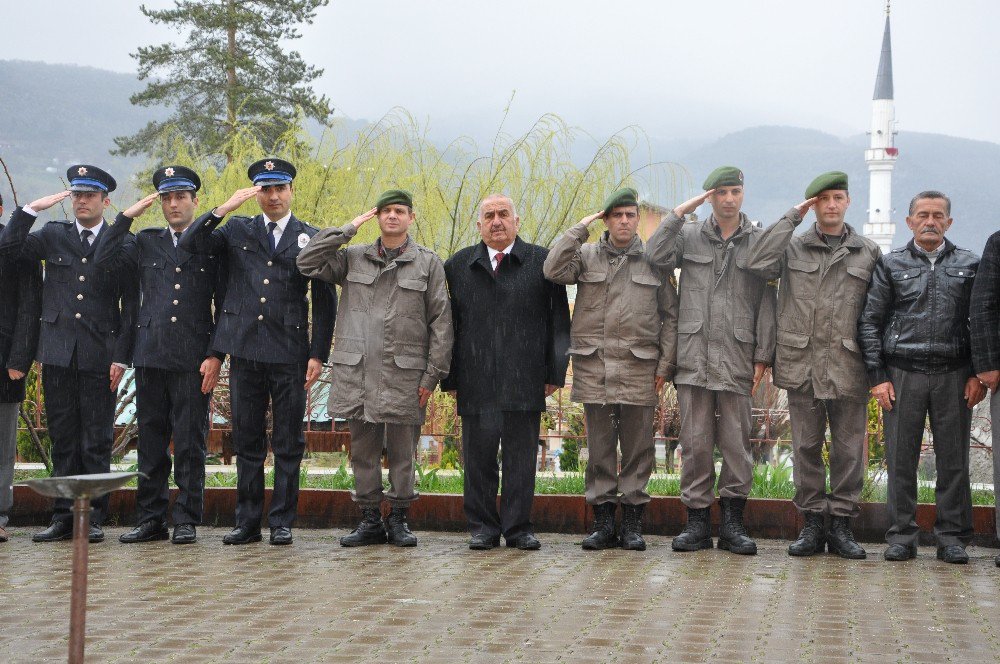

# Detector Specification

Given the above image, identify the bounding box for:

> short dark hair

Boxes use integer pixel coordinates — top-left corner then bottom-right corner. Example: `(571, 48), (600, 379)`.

(0, 192), (4, 206)
(908, 190), (951, 216)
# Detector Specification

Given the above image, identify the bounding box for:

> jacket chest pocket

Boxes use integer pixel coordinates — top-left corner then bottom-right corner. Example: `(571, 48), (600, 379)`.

(890, 268), (923, 302)
(680, 253), (713, 290)
(629, 271), (661, 312)
(140, 256), (165, 283)
(844, 265), (872, 298)
(576, 271), (607, 309)
(786, 258), (820, 299)
(46, 254), (74, 282)
(345, 270), (377, 311)
(397, 274), (428, 319)
(944, 266), (975, 300)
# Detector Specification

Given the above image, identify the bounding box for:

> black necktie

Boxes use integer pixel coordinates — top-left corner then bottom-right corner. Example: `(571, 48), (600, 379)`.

(80, 229), (93, 252)
(173, 231), (182, 247)
(267, 222), (277, 254)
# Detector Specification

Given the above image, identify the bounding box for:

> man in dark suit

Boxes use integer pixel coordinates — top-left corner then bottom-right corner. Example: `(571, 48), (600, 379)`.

(443, 193), (570, 550)
(0, 192), (43, 542)
(179, 158), (335, 545)
(0, 166), (138, 543)
(94, 166), (225, 545)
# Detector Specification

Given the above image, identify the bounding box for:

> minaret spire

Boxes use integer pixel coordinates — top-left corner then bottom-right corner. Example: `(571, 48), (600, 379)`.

(873, 4), (893, 100)
(864, 1), (898, 254)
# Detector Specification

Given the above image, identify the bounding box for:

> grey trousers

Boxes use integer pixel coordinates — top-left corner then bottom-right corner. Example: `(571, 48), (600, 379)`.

(676, 384), (753, 509)
(583, 403), (655, 506)
(0, 402), (16, 529)
(348, 419), (421, 508)
(883, 365), (973, 548)
(787, 390), (867, 518)
(990, 391), (1000, 541)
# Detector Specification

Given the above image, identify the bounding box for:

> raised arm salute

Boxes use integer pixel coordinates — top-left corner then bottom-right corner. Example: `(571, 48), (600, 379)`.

(181, 158), (335, 546)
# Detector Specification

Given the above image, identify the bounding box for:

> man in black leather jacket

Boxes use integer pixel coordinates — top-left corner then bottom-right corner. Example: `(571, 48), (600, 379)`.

(858, 190), (985, 564)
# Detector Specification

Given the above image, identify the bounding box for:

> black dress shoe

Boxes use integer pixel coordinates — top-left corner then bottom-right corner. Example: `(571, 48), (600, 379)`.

(468, 533), (501, 550)
(936, 545), (969, 564)
(506, 533), (541, 550)
(172, 524), (197, 544)
(119, 520), (169, 543)
(32, 520), (74, 542)
(89, 524), (105, 543)
(270, 526), (293, 545)
(223, 525), (262, 545)
(883, 543), (917, 561)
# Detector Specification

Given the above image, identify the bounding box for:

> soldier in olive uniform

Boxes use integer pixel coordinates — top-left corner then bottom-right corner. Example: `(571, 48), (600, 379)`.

(0, 166), (138, 543)
(297, 189), (453, 547)
(544, 188), (677, 551)
(647, 166), (776, 556)
(94, 167), (226, 545)
(746, 172), (881, 559)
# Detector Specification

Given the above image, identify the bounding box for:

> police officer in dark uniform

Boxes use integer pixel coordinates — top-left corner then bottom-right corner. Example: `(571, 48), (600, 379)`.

(0, 166), (138, 543)
(179, 158), (335, 545)
(93, 166), (226, 545)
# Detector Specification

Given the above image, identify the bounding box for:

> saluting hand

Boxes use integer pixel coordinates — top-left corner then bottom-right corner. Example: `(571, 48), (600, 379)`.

(109, 364), (125, 392)
(418, 387), (432, 408)
(27, 191), (71, 212)
(214, 186), (262, 217)
(200, 356), (222, 394)
(122, 192), (160, 220)
(871, 381), (895, 411)
(673, 190), (714, 218)
(351, 207), (378, 229)
(794, 197), (818, 218)
(578, 210), (605, 227)
(304, 358), (323, 390)
(751, 362), (769, 396)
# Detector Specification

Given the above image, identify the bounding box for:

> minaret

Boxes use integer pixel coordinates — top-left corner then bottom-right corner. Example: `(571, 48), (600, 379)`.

(864, 2), (898, 253)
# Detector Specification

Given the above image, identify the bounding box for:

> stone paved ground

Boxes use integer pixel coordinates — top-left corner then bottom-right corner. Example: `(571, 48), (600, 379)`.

(1, 530), (998, 663)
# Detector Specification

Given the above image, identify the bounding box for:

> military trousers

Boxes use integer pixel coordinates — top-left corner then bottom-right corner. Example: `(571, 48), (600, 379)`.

(43, 361), (116, 525)
(676, 384), (752, 509)
(0, 402), (17, 529)
(134, 367), (211, 526)
(347, 419), (421, 508)
(991, 391), (1000, 540)
(787, 390), (867, 518)
(583, 403), (655, 506)
(884, 365), (973, 548)
(461, 410), (541, 541)
(230, 357), (307, 529)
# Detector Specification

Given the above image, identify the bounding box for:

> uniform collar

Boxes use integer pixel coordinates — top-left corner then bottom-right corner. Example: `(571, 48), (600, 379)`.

(75, 219), (104, 238)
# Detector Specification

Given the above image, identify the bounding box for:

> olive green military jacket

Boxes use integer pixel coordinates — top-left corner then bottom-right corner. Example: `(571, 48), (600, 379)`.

(544, 224), (677, 406)
(647, 211), (776, 396)
(296, 223), (453, 424)
(745, 209), (881, 402)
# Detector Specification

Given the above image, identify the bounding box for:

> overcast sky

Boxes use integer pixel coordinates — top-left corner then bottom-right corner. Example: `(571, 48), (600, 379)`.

(5, 0), (999, 145)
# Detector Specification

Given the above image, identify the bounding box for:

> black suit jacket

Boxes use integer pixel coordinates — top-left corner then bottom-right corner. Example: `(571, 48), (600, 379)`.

(179, 211), (335, 364)
(0, 220), (42, 402)
(94, 213), (227, 372)
(442, 237), (570, 415)
(0, 207), (137, 372)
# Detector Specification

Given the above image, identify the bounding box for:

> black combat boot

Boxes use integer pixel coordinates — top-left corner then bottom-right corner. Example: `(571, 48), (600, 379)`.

(582, 502), (619, 550)
(339, 507), (388, 547)
(826, 516), (867, 559)
(620, 504), (647, 551)
(718, 497), (757, 555)
(788, 512), (825, 557)
(671, 506), (713, 551)
(384, 507), (418, 547)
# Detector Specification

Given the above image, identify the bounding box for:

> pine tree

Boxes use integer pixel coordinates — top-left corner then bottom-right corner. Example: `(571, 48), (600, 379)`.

(114, 0), (333, 162)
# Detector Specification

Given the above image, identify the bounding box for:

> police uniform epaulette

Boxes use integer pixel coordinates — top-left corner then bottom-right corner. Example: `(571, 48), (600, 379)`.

(48, 219), (73, 225)
(137, 227), (162, 234)
(300, 221), (319, 233)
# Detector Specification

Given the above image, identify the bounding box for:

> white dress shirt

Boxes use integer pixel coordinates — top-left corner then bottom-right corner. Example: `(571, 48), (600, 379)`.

(487, 241), (515, 272)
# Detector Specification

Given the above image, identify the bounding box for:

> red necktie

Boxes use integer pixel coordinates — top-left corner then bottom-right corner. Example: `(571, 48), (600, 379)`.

(494, 251), (505, 275)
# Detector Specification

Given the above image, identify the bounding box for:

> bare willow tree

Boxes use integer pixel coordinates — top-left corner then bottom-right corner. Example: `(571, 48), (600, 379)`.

(114, 0), (333, 163)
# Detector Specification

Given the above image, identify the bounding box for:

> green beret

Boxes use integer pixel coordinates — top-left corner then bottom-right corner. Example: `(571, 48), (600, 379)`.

(805, 171), (849, 198)
(375, 189), (413, 210)
(702, 166), (744, 190)
(602, 187), (639, 213)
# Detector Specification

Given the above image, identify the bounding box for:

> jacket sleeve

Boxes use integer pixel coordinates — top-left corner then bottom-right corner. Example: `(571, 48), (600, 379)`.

(545, 277), (571, 387)
(0, 207), (39, 262)
(858, 254), (893, 386)
(439, 261), (459, 392)
(646, 211), (686, 271)
(971, 232), (1000, 373)
(656, 273), (678, 380)
(208, 252), (229, 362)
(6, 257), (42, 373)
(178, 211), (227, 255)
(93, 213), (139, 270)
(754, 280), (777, 365)
(745, 208), (799, 280)
(421, 257), (454, 391)
(113, 263), (140, 366)
(542, 224), (588, 284)
(308, 279), (336, 364)
(295, 224), (356, 284)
